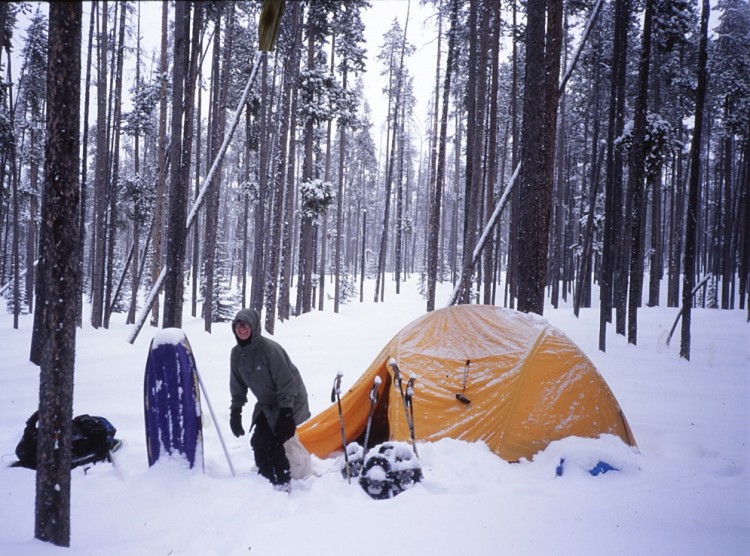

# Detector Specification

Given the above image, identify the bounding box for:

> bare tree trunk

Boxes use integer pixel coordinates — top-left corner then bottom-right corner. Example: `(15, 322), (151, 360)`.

(127, 7), (143, 325)
(191, 65), (203, 318)
(204, 5), (233, 332)
(394, 82), (405, 296)
(297, 15), (316, 315)
(150, 0), (169, 328)
(626, 0), (653, 345)
(279, 65), (299, 321)
(457, 0), (488, 305)
(164, 3), (202, 328)
(75, 6), (93, 327)
(505, 0), (520, 309)
(250, 56), (269, 312)
(482, 0), (501, 306)
(264, 2), (302, 333)
(575, 38), (602, 317)
(25, 122), (39, 315)
(104, 2), (126, 328)
(720, 113), (734, 309)
(8, 60), (21, 333)
(668, 143), (683, 307)
(681, 0), (709, 360)
(738, 120), (750, 315)
(334, 67), (347, 312)
(90, 0), (108, 329)
(318, 43), (336, 312)
(517, 0), (562, 315)
(425, 0), (456, 310)
(34, 4), (81, 546)
(599, 0), (629, 351)
(375, 14), (411, 304)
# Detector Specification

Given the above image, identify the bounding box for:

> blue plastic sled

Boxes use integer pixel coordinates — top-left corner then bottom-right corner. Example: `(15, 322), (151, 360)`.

(144, 328), (204, 470)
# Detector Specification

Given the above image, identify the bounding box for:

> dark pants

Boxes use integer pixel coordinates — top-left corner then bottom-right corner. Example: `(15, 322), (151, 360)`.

(250, 413), (291, 486)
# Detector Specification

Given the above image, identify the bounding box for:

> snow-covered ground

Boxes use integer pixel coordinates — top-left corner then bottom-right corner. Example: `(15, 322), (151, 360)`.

(1, 278), (748, 555)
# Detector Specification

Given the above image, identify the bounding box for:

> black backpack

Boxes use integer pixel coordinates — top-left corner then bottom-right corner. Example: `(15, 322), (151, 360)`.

(14, 411), (119, 469)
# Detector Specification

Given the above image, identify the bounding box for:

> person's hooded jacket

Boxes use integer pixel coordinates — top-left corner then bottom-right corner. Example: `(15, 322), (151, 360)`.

(230, 308), (311, 432)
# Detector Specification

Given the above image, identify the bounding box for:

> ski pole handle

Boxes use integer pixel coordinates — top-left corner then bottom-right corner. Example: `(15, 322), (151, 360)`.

(406, 377), (416, 404)
(331, 372), (343, 402)
(389, 358), (401, 382)
(370, 376), (382, 404)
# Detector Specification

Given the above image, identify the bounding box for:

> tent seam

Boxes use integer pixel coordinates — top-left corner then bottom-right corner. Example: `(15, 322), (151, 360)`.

(495, 325), (549, 457)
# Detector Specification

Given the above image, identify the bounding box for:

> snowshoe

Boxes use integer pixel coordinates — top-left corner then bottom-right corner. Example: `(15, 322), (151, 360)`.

(357, 442), (422, 499)
(385, 443), (422, 493)
(359, 454), (393, 500)
(341, 442), (363, 479)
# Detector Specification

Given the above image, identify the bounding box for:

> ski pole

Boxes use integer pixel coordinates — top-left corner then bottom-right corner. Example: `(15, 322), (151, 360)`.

(405, 377), (419, 458)
(389, 359), (418, 456)
(331, 371), (351, 483)
(362, 376), (382, 459)
(195, 367), (236, 477)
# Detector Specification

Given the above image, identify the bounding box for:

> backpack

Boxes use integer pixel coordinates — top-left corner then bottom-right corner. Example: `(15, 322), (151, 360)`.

(14, 411), (119, 469)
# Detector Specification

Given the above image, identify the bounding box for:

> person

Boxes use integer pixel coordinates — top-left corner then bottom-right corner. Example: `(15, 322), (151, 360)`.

(229, 308), (310, 490)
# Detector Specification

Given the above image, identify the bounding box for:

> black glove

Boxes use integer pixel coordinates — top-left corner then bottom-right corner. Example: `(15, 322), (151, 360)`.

(230, 408), (245, 437)
(275, 408), (296, 442)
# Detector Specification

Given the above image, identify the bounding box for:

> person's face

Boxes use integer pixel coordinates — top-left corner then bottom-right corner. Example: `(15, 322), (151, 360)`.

(235, 320), (252, 341)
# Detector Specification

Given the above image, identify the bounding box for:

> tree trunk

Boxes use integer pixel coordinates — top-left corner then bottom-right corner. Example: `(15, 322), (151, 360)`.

(163, 3), (202, 328)
(204, 5), (232, 332)
(394, 81), (406, 296)
(103, 2), (126, 328)
(34, 4), (81, 546)
(627, 0), (653, 345)
(77, 3), (95, 327)
(575, 36), (602, 317)
(297, 15), (316, 315)
(128, 8), (143, 325)
(250, 55), (269, 312)
(457, 0), (488, 305)
(90, 0), (108, 329)
(150, 0), (169, 327)
(191, 61), (203, 318)
(375, 20), (410, 304)
(599, 0), (629, 351)
(426, 0), (458, 311)
(681, 0), (710, 360)
(264, 1), (302, 333)
(279, 62), (299, 321)
(517, 0), (562, 315)
(668, 110), (685, 307)
(505, 0), (520, 309)
(482, 0), (501, 306)
(334, 66), (348, 312)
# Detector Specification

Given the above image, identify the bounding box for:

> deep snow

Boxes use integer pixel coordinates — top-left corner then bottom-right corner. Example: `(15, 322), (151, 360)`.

(1, 278), (748, 555)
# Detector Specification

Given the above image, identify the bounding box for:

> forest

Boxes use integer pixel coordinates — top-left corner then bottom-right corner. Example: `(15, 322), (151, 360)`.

(1, 0), (748, 353)
(1, 0), (749, 546)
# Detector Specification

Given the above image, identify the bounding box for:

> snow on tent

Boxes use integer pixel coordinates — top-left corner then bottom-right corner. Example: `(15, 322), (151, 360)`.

(298, 305), (636, 462)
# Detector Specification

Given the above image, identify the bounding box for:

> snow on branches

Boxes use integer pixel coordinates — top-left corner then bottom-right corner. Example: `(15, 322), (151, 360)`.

(300, 178), (334, 223)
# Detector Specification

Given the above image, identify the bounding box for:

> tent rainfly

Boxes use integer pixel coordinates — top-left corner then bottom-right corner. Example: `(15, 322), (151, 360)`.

(298, 305), (636, 463)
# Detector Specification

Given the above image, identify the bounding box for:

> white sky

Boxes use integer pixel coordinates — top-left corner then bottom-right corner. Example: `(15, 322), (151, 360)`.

(360, 0), (439, 156)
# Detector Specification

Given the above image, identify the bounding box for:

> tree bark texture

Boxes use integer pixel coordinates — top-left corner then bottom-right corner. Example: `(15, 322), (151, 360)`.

(34, 2), (81, 546)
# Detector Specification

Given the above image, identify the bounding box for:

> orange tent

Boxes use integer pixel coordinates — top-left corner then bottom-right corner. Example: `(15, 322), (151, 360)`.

(298, 305), (636, 462)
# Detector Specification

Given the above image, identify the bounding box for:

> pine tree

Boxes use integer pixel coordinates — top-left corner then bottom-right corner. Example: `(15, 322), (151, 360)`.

(332, 0), (368, 312)
(34, 3), (81, 546)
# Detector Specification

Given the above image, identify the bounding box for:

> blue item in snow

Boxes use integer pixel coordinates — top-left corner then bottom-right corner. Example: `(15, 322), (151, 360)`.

(555, 458), (619, 477)
(144, 329), (204, 470)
